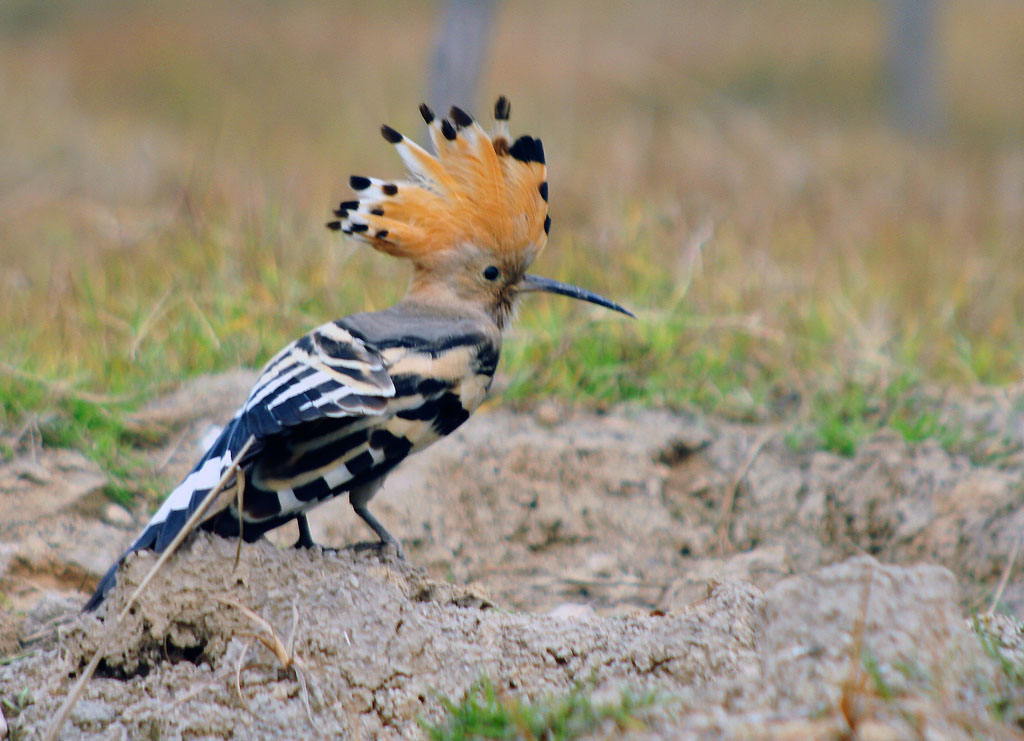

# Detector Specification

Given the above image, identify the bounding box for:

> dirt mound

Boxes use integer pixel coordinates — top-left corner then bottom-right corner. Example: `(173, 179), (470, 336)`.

(1, 374), (1023, 736)
(1, 543), (1019, 738)
(316, 403), (1024, 616)
(3, 375), (1022, 620)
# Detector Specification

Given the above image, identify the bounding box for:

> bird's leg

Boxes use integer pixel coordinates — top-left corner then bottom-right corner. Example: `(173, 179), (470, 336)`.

(293, 514), (341, 555)
(347, 478), (403, 560)
(293, 513), (317, 549)
(351, 503), (405, 561)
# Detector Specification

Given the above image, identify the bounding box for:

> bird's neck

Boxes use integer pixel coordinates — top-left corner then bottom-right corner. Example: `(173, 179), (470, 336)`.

(403, 268), (508, 329)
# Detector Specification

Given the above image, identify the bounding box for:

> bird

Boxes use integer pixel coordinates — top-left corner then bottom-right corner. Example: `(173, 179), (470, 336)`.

(84, 97), (633, 611)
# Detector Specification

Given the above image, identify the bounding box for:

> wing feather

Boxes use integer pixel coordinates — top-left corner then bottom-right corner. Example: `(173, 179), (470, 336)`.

(243, 320), (395, 435)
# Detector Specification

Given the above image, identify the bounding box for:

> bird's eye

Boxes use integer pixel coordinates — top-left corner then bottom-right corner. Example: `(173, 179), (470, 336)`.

(483, 265), (500, 281)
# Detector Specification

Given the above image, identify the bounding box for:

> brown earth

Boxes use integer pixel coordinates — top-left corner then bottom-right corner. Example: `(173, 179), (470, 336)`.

(1, 372), (1023, 738)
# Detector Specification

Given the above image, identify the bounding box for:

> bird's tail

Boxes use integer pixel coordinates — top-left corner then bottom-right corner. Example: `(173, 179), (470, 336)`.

(83, 416), (253, 611)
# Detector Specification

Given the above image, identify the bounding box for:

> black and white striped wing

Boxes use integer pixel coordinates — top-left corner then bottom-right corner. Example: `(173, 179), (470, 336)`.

(133, 321), (395, 549)
(241, 321), (395, 436)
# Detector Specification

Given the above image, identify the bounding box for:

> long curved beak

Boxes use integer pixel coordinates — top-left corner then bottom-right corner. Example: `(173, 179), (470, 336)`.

(519, 274), (636, 318)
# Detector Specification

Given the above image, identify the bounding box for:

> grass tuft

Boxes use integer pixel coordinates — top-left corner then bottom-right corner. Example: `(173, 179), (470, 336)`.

(972, 616), (1024, 728)
(421, 677), (659, 741)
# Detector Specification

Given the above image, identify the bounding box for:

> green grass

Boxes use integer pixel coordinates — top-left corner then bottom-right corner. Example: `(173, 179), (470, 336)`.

(421, 678), (659, 741)
(860, 649), (895, 702)
(3, 0), (1024, 502)
(0, 685), (33, 741)
(972, 617), (1024, 729)
(781, 376), (962, 457)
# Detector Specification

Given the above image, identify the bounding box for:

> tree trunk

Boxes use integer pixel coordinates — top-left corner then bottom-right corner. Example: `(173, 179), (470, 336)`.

(886, 0), (942, 135)
(429, 0), (499, 123)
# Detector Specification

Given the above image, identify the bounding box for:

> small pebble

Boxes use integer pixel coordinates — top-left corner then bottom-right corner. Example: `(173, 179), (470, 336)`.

(534, 402), (561, 427)
(70, 699), (116, 726)
(103, 503), (133, 528)
(198, 424), (224, 454)
(856, 721), (903, 741)
(546, 603), (597, 621)
(13, 461), (51, 485)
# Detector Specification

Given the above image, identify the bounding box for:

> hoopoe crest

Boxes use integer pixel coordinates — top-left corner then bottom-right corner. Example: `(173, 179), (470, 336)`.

(328, 98), (628, 327)
(85, 97), (632, 612)
(331, 98), (548, 265)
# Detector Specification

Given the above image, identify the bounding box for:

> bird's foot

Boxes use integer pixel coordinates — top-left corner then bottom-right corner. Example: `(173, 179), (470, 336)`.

(351, 505), (406, 561)
(292, 514), (337, 553)
(294, 539), (340, 556)
(351, 538), (405, 562)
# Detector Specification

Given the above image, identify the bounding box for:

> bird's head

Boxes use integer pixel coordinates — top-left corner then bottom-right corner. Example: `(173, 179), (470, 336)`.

(328, 98), (633, 328)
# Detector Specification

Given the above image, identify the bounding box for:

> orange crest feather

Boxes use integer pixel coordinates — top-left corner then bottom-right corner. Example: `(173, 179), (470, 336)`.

(327, 97), (550, 267)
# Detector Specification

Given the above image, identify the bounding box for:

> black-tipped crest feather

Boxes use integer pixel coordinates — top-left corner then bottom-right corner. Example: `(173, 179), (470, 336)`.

(509, 135), (545, 164)
(494, 96), (511, 121)
(380, 124), (403, 144)
(450, 106), (473, 128)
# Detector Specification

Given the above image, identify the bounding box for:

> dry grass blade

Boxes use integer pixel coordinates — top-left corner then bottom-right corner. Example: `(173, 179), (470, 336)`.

(128, 286), (177, 361)
(670, 218), (713, 304)
(218, 598), (314, 725)
(234, 637), (258, 711)
(716, 427), (776, 555)
(286, 600), (300, 659)
(0, 362), (131, 406)
(185, 293), (222, 350)
(987, 534), (1022, 617)
(839, 565), (875, 737)
(217, 598), (297, 669)
(233, 471), (247, 571)
(43, 434), (256, 741)
(154, 424), (193, 472)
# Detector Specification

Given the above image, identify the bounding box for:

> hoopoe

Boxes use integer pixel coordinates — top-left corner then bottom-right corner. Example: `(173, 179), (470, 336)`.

(85, 97), (632, 611)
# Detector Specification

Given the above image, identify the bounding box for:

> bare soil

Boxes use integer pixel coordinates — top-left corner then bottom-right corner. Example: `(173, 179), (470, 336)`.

(1, 372), (1022, 738)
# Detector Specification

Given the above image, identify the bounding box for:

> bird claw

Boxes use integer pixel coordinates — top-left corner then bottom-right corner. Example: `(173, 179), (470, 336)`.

(293, 539), (339, 556)
(351, 539), (405, 562)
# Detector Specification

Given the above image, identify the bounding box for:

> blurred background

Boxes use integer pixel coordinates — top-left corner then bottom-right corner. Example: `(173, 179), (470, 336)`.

(2, 0), (1024, 481)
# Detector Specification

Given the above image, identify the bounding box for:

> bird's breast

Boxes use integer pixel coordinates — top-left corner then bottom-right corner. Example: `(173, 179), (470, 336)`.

(381, 337), (497, 451)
